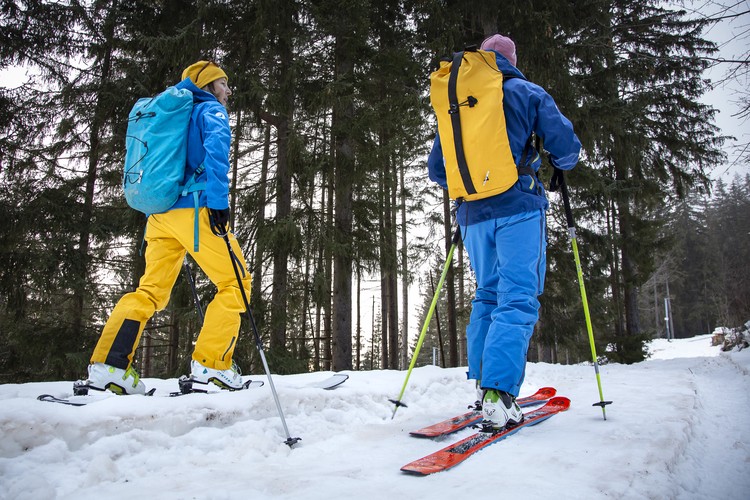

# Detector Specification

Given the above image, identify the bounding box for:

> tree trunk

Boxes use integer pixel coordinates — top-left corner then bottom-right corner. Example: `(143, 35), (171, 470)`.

(73, 2), (118, 342)
(356, 265), (362, 370)
(251, 124), (271, 308)
(443, 192), (458, 367)
(267, 3), (297, 356)
(388, 159), (399, 368)
(430, 270), (446, 368)
(324, 162), (334, 370)
(270, 116), (291, 352)
(379, 165), (389, 368)
(399, 160), (409, 369)
(606, 173), (624, 342)
(299, 178), (316, 367)
(331, 36), (354, 371)
(168, 315), (179, 376)
(229, 108), (242, 222)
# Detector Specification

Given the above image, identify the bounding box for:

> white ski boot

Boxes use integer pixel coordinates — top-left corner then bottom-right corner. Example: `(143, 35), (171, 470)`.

(482, 389), (524, 430)
(82, 363), (147, 395)
(189, 359), (244, 390)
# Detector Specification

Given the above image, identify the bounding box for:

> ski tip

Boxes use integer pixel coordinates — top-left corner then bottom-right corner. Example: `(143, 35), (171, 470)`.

(537, 386), (557, 397)
(401, 457), (450, 475)
(400, 466), (432, 476)
(546, 396), (571, 411)
(37, 394), (89, 406)
(320, 373), (348, 390)
(401, 456), (461, 476)
(243, 379), (265, 389)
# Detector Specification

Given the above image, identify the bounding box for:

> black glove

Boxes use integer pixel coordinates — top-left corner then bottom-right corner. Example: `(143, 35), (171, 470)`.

(549, 167), (564, 193)
(209, 208), (230, 228)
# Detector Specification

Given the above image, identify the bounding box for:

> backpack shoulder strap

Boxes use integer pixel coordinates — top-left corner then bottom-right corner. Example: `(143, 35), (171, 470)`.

(447, 50), (477, 198)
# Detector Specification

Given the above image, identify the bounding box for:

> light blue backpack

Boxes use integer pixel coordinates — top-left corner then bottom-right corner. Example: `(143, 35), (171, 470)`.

(123, 86), (204, 250)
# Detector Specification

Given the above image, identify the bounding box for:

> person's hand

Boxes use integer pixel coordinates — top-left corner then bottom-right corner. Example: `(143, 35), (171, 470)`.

(549, 167), (564, 192)
(209, 208), (230, 230)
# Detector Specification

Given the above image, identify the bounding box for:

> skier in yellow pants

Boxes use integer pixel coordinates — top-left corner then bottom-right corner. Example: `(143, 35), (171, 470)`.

(88, 208), (250, 394)
(83, 61), (250, 394)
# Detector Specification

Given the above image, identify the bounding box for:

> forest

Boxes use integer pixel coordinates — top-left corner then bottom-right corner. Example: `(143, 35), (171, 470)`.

(1, 0), (748, 382)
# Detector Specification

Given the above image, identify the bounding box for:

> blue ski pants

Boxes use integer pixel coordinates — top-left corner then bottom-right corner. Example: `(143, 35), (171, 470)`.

(461, 209), (547, 397)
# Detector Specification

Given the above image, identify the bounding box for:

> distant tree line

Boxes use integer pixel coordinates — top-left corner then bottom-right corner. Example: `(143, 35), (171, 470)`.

(0, 0), (745, 382)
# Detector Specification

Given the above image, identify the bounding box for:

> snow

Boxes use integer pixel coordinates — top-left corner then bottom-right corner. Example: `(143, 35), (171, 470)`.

(1, 336), (749, 500)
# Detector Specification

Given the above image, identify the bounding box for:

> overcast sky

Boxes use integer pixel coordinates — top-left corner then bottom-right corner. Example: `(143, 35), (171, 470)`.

(686, 0), (750, 183)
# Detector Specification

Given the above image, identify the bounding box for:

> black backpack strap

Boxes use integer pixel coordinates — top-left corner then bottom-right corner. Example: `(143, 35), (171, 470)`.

(517, 135), (536, 176)
(449, 51), (537, 195)
(448, 51), (477, 197)
(517, 135), (542, 194)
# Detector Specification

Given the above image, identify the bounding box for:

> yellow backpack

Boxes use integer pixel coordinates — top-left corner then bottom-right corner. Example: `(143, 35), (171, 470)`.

(430, 48), (533, 201)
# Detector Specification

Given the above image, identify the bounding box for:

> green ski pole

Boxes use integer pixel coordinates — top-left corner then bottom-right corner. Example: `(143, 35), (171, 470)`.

(389, 224), (461, 419)
(550, 168), (612, 420)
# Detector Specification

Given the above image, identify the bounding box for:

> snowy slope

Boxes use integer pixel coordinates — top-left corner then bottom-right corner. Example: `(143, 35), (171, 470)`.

(1, 335), (748, 500)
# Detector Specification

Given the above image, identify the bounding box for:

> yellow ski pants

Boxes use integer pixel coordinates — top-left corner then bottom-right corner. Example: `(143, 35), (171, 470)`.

(91, 208), (251, 371)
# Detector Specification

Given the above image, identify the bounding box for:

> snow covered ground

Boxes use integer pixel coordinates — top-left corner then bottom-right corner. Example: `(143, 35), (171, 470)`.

(1, 335), (748, 500)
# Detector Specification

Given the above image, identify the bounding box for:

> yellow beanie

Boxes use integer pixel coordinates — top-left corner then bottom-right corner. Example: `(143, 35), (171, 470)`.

(181, 60), (228, 89)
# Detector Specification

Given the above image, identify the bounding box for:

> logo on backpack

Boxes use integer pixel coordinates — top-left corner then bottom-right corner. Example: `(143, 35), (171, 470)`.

(430, 48), (532, 202)
(123, 86), (194, 215)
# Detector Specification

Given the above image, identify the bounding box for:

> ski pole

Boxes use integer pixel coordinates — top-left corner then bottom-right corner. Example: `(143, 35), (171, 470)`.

(210, 214), (301, 447)
(389, 224), (461, 419)
(550, 168), (612, 420)
(183, 256), (204, 324)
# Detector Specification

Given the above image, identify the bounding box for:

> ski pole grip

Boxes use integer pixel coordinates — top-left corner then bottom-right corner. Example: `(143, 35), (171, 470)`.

(451, 224), (462, 245)
(549, 166), (564, 192)
(559, 175), (576, 230)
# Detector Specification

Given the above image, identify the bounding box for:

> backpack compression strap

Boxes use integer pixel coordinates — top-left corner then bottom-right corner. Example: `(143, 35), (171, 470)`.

(517, 136), (540, 191)
(182, 164), (206, 252)
(447, 50), (477, 197)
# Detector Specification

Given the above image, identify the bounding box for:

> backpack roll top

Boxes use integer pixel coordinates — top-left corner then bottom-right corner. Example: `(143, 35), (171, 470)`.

(430, 49), (519, 202)
(123, 86), (194, 215)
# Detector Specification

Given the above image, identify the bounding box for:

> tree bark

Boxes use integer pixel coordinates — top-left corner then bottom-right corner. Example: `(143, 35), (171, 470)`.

(443, 192), (458, 367)
(399, 160), (409, 369)
(331, 36), (355, 371)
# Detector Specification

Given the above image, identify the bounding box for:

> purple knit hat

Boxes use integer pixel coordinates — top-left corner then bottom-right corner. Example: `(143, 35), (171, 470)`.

(480, 34), (517, 67)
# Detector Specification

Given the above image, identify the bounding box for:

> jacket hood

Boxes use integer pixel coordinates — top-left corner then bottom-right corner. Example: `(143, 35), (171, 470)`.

(175, 77), (219, 104)
(488, 50), (526, 80)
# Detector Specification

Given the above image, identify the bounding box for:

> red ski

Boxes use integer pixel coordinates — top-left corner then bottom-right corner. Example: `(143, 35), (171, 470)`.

(409, 386), (557, 438)
(401, 396), (570, 475)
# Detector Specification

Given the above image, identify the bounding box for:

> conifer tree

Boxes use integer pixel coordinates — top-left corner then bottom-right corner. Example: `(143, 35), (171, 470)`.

(570, 1), (725, 362)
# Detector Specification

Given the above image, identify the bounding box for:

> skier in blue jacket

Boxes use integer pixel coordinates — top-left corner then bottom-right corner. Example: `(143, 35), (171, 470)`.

(84, 61), (251, 394)
(428, 34), (581, 428)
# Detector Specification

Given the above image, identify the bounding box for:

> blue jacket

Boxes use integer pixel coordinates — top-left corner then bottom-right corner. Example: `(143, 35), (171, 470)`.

(171, 77), (231, 211)
(428, 51), (581, 225)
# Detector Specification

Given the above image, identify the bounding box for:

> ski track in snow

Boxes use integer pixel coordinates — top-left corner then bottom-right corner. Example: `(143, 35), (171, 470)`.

(0, 337), (748, 500)
(667, 354), (750, 499)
